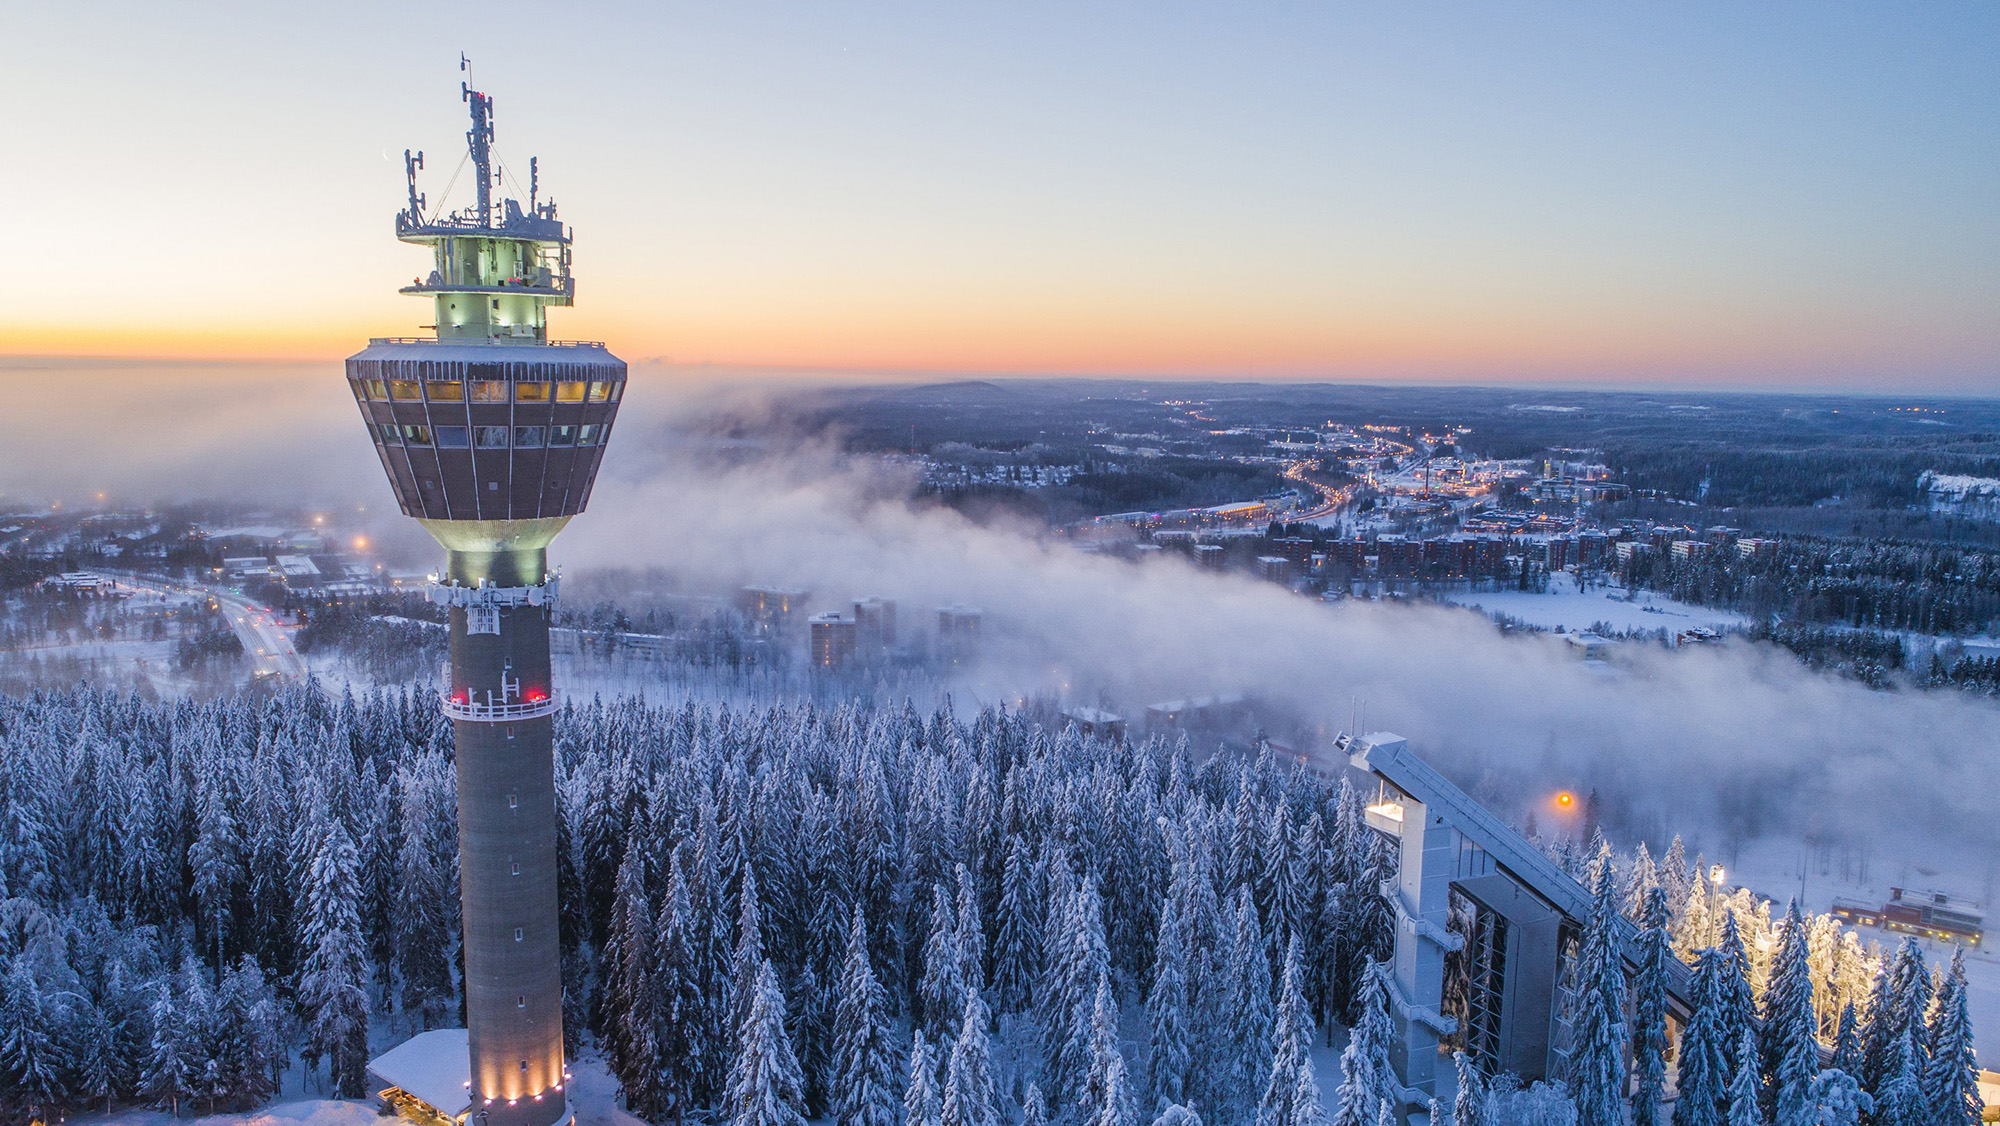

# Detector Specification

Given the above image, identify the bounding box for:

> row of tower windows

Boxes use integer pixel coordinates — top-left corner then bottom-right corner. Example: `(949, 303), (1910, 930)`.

(349, 358), (618, 383)
(354, 378), (620, 404)
(379, 423), (605, 449)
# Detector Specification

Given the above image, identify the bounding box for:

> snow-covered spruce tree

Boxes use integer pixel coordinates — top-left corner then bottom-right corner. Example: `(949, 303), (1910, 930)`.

(171, 956), (227, 1116)
(907, 1031), (943, 1126)
(994, 835), (1043, 1016)
(1044, 878), (1111, 1112)
(728, 958), (810, 1126)
(1569, 856), (1627, 1126)
(141, 976), (191, 1118)
(1322, 778), (1363, 1025)
(0, 952), (71, 1125)
(1081, 978), (1139, 1126)
(1803, 1070), (1865, 1126)
(1255, 937), (1324, 1126)
(1256, 804), (1299, 950)
(734, 865), (768, 1030)
(692, 806), (738, 1108)
(1223, 888), (1276, 1119)
(215, 957), (283, 1112)
(1726, 1032), (1763, 1126)
(1675, 882), (1714, 963)
(654, 849), (705, 1123)
(1153, 1104), (1204, 1126)
(956, 863), (988, 1000)
(1858, 938), (1930, 1096)
(1021, 1082), (1048, 1126)
(1328, 1033), (1378, 1126)
(1674, 949), (1731, 1126)
(187, 767), (244, 976)
(1329, 963), (1397, 1126)
(1757, 901), (1816, 1126)
(1079, 971), (1126, 1122)
(922, 883), (967, 1044)
(1921, 950), (1981, 1126)
(294, 809), (370, 1098)
(392, 750), (457, 1032)
(1339, 837), (1396, 1027)
(1869, 1024), (1923, 1126)
(788, 956), (834, 1119)
(835, 905), (903, 1126)
(1146, 894), (1192, 1114)
(1450, 1051), (1484, 1126)
(1631, 887), (1672, 1126)
(944, 987), (1002, 1126)
(1713, 912), (1755, 1082)
(603, 847), (663, 1119)
(1622, 841), (1657, 924)
(1827, 1004), (1861, 1079)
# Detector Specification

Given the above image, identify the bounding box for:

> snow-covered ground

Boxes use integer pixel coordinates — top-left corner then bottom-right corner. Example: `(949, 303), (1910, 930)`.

(69, 1098), (381, 1126)
(1442, 571), (1747, 635)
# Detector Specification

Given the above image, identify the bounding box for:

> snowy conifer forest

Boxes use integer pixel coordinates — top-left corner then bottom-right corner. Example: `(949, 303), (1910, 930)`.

(0, 684), (1981, 1126)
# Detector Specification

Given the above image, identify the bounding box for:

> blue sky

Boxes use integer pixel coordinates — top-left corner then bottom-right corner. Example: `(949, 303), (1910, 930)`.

(3, 2), (1995, 388)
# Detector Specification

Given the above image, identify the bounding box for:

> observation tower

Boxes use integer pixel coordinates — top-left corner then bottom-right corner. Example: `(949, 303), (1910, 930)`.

(347, 74), (624, 1126)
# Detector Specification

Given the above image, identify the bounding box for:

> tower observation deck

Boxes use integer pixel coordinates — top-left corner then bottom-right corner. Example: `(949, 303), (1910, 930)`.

(348, 71), (624, 1126)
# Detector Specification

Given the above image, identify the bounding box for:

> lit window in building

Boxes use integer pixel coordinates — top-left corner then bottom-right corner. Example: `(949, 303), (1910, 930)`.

(578, 424), (602, 445)
(435, 426), (470, 449)
(549, 425), (577, 447)
(349, 378), (369, 400)
(426, 380), (465, 402)
(389, 380), (423, 401)
(516, 381), (550, 403)
(587, 381), (611, 402)
(555, 381), (586, 402)
(514, 426), (545, 449)
(470, 381), (509, 402)
(400, 425), (433, 446)
(475, 427), (510, 449)
(365, 379), (389, 400)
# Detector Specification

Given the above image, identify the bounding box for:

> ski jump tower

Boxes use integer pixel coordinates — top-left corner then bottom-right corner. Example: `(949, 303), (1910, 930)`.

(347, 76), (624, 1126)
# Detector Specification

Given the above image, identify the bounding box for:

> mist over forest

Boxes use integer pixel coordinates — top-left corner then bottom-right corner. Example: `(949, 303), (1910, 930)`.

(5, 361), (1996, 886)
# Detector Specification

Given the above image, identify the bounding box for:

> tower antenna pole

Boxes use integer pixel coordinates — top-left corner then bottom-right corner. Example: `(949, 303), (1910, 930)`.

(403, 149), (426, 228)
(462, 54), (494, 228)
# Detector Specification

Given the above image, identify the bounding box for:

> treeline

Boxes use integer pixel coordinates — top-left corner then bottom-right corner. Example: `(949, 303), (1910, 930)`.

(0, 687), (1400, 1126)
(0, 684), (1978, 1126)
(927, 460), (1288, 524)
(292, 595), (447, 683)
(1743, 623), (1906, 690)
(1626, 536), (2000, 635)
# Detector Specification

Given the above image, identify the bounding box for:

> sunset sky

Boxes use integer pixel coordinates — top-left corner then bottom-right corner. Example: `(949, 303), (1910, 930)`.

(5, 2), (1997, 388)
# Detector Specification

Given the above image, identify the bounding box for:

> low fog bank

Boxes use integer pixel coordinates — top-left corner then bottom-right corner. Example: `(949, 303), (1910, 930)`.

(5, 360), (1991, 882)
(0, 358), (383, 508)
(569, 433), (2000, 881)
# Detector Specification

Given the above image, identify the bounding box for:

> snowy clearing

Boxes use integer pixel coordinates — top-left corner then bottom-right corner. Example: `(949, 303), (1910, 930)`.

(1442, 571), (1747, 635)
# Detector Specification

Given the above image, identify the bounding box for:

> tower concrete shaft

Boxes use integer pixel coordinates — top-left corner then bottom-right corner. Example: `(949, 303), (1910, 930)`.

(436, 551), (566, 1126)
(348, 70), (625, 1126)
